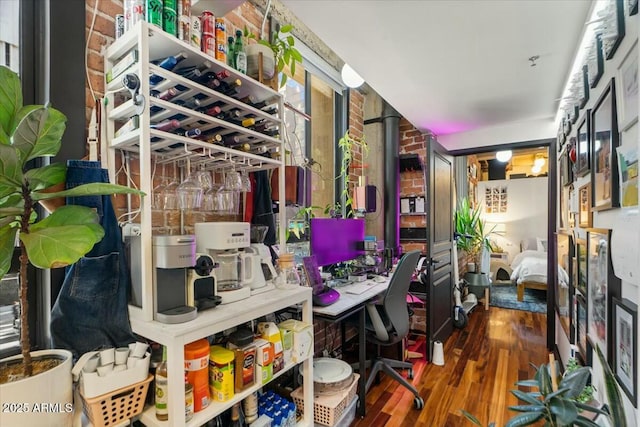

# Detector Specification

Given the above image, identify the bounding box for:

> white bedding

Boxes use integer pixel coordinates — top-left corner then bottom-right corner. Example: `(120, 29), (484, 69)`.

(510, 250), (569, 285)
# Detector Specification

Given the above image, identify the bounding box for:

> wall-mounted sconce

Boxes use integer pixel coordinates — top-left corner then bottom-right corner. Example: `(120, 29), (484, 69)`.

(495, 150), (512, 162)
(341, 63), (364, 88)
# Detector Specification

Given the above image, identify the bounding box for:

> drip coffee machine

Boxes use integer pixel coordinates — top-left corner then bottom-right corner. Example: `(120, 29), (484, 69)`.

(187, 253), (222, 311)
(245, 225), (278, 294)
(195, 222), (253, 304)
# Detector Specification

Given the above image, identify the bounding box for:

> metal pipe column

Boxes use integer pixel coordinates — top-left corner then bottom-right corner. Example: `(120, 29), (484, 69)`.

(382, 101), (401, 257)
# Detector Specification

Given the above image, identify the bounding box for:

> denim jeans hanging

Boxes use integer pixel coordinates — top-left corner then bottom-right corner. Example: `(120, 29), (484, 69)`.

(51, 160), (135, 359)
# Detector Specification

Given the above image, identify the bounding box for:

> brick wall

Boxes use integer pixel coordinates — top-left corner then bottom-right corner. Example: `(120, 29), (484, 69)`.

(398, 118), (428, 254)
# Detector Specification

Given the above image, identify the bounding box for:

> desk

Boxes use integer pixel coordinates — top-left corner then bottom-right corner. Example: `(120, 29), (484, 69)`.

(313, 278), (390, 418)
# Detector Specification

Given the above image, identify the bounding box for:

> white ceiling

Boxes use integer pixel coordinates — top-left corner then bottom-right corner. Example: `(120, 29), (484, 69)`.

(281, 0), (593, 139)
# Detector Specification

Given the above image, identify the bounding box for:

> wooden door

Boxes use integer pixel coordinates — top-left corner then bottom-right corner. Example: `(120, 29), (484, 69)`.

(426, 138), (454, 360)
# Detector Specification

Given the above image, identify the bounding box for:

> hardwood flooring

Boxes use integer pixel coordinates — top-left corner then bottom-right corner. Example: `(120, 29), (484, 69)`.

(351, 307), (548, 427)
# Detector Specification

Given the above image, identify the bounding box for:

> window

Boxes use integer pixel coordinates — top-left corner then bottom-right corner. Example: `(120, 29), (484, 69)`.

(279, 47), (346, 213)
(4, 43), (10, 68)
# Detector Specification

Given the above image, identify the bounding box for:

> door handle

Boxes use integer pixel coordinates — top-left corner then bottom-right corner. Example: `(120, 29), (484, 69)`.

(429, 258), (441, 266)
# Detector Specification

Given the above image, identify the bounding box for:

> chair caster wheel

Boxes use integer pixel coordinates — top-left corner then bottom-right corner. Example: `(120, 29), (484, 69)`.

(414, 396), (424, 410)
(407, 368), (414, 379)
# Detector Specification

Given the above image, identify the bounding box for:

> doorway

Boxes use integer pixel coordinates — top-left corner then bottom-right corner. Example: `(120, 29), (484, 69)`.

(447, 138), (557, 349)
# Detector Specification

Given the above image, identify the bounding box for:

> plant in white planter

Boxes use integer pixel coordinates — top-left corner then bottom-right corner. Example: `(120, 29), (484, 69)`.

(244, 24), (302, 88)
(0, 64), (143, 386)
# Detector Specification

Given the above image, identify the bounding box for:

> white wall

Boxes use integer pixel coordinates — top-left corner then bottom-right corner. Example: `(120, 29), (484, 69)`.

(438, 116), (556, 151)
(478, 177), (548, 263)
(557, 11), (639, 425)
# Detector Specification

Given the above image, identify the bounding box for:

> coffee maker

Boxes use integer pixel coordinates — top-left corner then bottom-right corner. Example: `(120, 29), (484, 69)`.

(187, 253), (221, 311)
(194, 222), (253, 304)
(152, 235), (198, 324)
(246, 225), (278, 294)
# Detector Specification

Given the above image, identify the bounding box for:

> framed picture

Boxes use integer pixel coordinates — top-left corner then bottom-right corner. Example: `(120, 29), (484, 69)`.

(591, 79), (620, 211)
(587, 34), (604, 89)
(576, 112), (591, 176)
(556, 232), (573, 340)
(578, 183), (592, 228)
(576, 237), (588, 296)
(603, 0), (625, 60)
(617, 124), (639, 207)
(612, 297), (637, 406)
(576, 293), (588, 360)
(630, 0), (638, 15)
(617, 40), (638, 131)
(580, 65), (590, 108)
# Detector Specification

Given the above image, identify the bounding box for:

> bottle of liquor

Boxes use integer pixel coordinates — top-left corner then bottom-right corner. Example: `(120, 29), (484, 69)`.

(230, 402), (244, 427)
(227, 36), (236, 69)
(262, 105), (278, 115)
(177, 128), (202, 138)
(222, 134), (241, 146)
(216, 69), (231, 81)
(175, 97), (202, 110)
(150, 52), (188, 85)
(155, 346), (168, 421)
(221, 108), (242, 121)
(203, 133), (223, 144)
(198, 105), (222, 117)
(152, 87), (180, 101)
(175, 60), (214, 81)
(233, 30), (247, 74)
(151, 119), (181, 132)
(229, 117), (256, 128)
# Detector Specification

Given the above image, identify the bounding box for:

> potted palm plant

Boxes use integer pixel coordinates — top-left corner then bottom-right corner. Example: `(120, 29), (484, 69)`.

(454, 197), (493, 273)
(0, 65), (143, 426)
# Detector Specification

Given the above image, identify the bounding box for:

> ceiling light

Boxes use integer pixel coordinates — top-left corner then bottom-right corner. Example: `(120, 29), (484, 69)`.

(532, 164), (542, 174)
(496, 150), (512, 162)
(341, 63), (365, 88)
(534, 155), (545, 168)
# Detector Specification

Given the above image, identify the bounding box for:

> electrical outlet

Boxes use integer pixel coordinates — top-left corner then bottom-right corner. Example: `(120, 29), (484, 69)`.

(122, 223), (141, 237)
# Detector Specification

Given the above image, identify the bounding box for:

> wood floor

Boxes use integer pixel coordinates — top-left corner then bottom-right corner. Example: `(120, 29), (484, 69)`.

(352, 306), (548, 427)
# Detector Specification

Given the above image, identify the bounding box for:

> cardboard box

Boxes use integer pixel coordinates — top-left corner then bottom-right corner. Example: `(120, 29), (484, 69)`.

(277, 319), (313, 363)
(258, 363), (273, 384)
(254, 338), (274, 366)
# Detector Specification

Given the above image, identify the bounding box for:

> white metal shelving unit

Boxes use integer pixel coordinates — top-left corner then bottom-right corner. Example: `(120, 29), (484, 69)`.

(103, 20), (311, 427)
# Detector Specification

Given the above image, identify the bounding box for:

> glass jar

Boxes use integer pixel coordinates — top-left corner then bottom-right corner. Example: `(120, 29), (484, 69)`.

(277, 253), (300, 287)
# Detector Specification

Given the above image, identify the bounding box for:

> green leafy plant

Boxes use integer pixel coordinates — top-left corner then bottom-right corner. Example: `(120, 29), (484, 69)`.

(0, 65), (143, 378)
(565, 357), (595, 404)
(245, 24), (302, 88)
(336, 130), (368, 218)
(454, 197), (494, 266)
(285, 204), (321, 241)
(461, 354), (627, 427)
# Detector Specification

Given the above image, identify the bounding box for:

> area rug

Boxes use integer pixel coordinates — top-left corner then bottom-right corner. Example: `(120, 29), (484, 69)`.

(489, 284), (547, 313)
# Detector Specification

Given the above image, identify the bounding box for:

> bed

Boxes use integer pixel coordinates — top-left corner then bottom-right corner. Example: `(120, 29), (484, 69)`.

(510, 238), (569, 302)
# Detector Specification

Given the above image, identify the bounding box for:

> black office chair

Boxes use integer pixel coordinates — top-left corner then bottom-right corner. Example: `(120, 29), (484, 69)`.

(353, 250), (424, 409)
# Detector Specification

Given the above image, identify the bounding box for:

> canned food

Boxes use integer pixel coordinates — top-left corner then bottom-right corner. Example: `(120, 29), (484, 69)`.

(124, 0), (144, 32)
(163, 0), (178, 36)
(178, 0), (191, 42)
(201, 11), (215, 56)
(145, 0), (163, 28)
(190, 15), (201, 49)
(214, 17), (226, 62)
(115, 14), (125, 39)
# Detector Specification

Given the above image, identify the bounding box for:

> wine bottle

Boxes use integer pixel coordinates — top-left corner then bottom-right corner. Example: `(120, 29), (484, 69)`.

(152, 87), (179, 101)
(155, 346), (168, 421)
(151, 119), (181, 132)
(175, 97), (202, 109)
(150, 52), (188, 85)
(218, 78), (242, 96)
(221, 108), (242, 121)
(198, 105), (222, 117)
(222, 134), (241, 146)
(174, 60), (213, 81)
(262, 105), (278, 115)
(203, 133), (223, 144)
(233, 30), (247, 74)
(177, 128), (202, 138)
(229, 117), (256, 128)
(216, 69), (231, 81)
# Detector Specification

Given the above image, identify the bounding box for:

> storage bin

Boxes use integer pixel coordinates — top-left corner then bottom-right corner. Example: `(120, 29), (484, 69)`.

(291, 373), (359, 426)
(80, 374), (152, 427)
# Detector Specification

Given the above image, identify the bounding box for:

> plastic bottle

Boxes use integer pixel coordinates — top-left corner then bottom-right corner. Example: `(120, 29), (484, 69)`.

(234, 30), (247, 74)
(230, 402), (244, 427)
(155, 346), (168, 421)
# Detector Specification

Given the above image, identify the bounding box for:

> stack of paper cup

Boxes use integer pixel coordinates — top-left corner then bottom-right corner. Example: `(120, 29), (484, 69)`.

(432, 340), (445, 366)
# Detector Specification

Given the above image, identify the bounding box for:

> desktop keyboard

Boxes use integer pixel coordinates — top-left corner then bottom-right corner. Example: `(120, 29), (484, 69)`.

(343, 282), (374, 295)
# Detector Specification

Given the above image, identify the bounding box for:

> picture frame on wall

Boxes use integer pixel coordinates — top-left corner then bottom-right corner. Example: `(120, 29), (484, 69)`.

(616, 123), (639, 207)
(591, 79), (620, 211)
(576, 293), (589, 362)
(579, 183), (592, 228)
(603, 0), (626, 60)
(576, 112), (591, 176)
(587, 34), (604, 89)
(630, 0), (638, 15)
(580, 65), (590, 108)
(617, 40), (638, 131)
(576, 237), (588, 296)
(556, 232), (573, 341)
(612, 297), (637, 406)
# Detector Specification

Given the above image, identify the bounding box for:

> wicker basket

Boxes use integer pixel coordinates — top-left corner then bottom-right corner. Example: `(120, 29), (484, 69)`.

(291, 373), (359, 426)
(81, 374), (153, 427)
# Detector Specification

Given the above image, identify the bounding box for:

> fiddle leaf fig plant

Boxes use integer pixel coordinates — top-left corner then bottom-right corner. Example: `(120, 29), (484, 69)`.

(0, 65), (144, 379)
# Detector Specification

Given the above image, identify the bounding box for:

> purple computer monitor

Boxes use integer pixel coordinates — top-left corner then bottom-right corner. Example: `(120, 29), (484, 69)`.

(310, 218), (366, 267)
